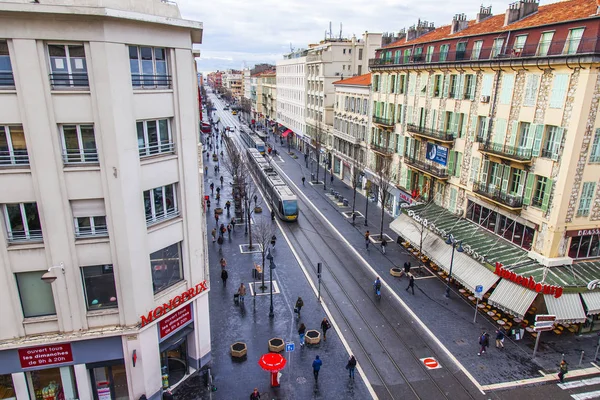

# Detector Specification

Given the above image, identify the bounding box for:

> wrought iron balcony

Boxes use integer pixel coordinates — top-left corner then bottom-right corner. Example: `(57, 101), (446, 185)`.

(404, 155), (449, 179)
(473, 181), (523, 209)
(477, 137), (533, 162)
(49, 73), (89, 89)
(369, 142), (394, 157)
(406, 124), (454, 143)
(372, 116), (395, 128)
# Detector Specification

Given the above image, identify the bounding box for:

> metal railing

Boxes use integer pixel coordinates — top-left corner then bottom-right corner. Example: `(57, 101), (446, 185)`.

(49, 73), (89, 89)
(473, 181), (523, 208)
(369, 142), (395, 156)
(7, 229), (43, 243)
(0, 71), (14, 87)
(372, 116), (395, 127)
(0, 150), (29, 166)
(404, 155), (449, 178)
(138, 142), (175, 158)
(131, 74), (172, 89)
(62, 150), (99, 164)
(75, 227), (108, 239)
(478, 139), (532, 161)
(406, 124), (455, 142)
(369, 37), (600, 68)
(146, 208), (180, 227)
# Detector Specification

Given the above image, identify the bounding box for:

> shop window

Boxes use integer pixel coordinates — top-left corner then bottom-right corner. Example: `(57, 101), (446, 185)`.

(81, 265), (118, 311)
(0, 374), (15, 399)
(569, 234), (600, 259)
(151, 242), (183, 294)
(27, 366), (78, 400)
(90, 363), (129, 400)
(15, 271), (56, 318)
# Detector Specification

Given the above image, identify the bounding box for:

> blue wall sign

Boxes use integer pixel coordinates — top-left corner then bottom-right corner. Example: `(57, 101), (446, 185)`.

(425, 143), (448, 166)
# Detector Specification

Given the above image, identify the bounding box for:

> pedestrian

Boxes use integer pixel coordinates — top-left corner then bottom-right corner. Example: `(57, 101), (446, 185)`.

(365, 231), (370, 249)
(227, 223), (232, 239)
(217, 235), (224, 251)
(346, 355), (357, 379)
(477, 332), (490, 356)
(231, 217), (236, 230)
(381, 238), (387, 254)
(298, 323), (306, 347)
(237, 283), (246, 303)
(302, 176), (306, 186)
(295, 297), (304, 316)
(330, 175), (334, 185)
(162, 389), (173, 400)
(206, 199), (211, 209)
(249, 388), (261, 400)
(204, 165), (208, 175)
(214, 165), (218, 174)
(220, 257), (227, 269)
(270, 234), (277, 251)
(495, 329), (505, 349)
(225, 200), (231, 214)
(220, 223), (226, 237)
(271, 209), (275, 221)
(215, 213), (219, 226)
(406, 275), (415, 295)
(220, 176), (224, 186)
(211, 228), (217, 243)
(558, 360), (568, 383)
(221, 269), (228, 286)
(320, 317), (331, 341)
(210, 182), (214, 194)
(216, 186), (221, 196)
(312, 355), (322, 381)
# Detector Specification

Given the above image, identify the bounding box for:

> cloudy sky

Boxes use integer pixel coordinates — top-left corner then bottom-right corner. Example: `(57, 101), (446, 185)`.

(177, 0), (563, 74)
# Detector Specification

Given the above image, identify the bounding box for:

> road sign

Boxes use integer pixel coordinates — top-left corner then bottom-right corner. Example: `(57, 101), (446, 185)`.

(475, 285), (484, 300)
(535, 314), (557, 322)
(533, 325), (555, 332)
(285, 342), (295, 352)
(420, 357), (441, 370)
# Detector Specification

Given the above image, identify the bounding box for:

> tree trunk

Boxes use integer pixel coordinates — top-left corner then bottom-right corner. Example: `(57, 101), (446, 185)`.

(247, 201), (253, 248)
(352, 186), (357, 214)
(380, 195), (385, 239)
(261, 252), (265, 291)
(316, 153), (320, 182)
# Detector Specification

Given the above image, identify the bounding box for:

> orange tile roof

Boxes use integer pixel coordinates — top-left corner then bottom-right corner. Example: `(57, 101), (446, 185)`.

(383, 0), (598, 49)
(333, 73), (372, 86)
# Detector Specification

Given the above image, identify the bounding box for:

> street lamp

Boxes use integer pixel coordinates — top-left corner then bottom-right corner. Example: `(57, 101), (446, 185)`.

(323, 157), (327, 191)
(444, 234), (464, 298)
(266, 249), (275, 319)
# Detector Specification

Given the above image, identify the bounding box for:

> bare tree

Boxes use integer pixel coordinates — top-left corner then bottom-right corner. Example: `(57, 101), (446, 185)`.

(252, 217), (276, 293)
(350, 144), (367, 215)
(373, 155), (395, 239)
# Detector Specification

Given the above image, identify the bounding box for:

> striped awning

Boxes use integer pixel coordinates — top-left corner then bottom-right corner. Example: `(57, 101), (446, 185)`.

(282, 129), (293, 137)
(581, 291), (600, 315)
(488, 279), (538, 319)
(544, 293), (586, 323)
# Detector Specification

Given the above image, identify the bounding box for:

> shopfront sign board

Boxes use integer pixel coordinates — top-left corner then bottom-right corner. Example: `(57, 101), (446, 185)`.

(159, 304), (193, 340)
(533, 322), (555, 332)
(18, 343), (74, 369)
(425, 143), (448, 166)
(140, 280), (208, 327)
(494, 263), (563, 298)
(535, 315), (556, 322)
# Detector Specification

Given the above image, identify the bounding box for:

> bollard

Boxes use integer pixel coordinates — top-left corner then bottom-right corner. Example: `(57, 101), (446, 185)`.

(579, 350), (585, 366)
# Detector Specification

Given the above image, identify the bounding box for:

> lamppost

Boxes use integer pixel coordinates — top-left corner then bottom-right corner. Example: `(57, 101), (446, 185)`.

(267, 249), (275, 319)
(323, 156), (327, 191)
(444, 234), (464, 298)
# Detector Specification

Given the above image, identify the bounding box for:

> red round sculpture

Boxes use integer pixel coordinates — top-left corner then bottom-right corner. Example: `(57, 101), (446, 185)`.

(258, 352), (287, 387)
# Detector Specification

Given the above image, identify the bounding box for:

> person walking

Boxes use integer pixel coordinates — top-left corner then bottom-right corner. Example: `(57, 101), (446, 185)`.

(217, 235), (224, 252)
(237, 283), (246, 303)
(330, 174), (334, 186)
(295, 297), (304, 316)
(220, 223), (226, 237)
(406, 275), (415, 295)
(302, 176), (306, 186)
(221, 269), (228, 286)
(230, 217), (236, 230)
(312, 355), (322, 381)
(321, 317), (331, 341)
(225, 200), (231, 215)
(404, 261), (411, 276)
(211, 228), (217, 243)
(558, 360), (568, 383)
(477, 332), (490, 356)
(270, 234), (277, 251)
(346, 355), (357, 379)
(220, 257), (227, 269)
(220, 176), (224, 186)
(206, 198), (211, 209)
(249, 388), (261, 400)
(215, 212), (219, 226)
(495, 329), (505, 349)
(227, 223), (232, 239)
(365, 231), (370, 249)
(210, 182), (214, 194)
(298, 323), (306, 347)
(204, 165), (208, 176)
(381, 238), (387, 254)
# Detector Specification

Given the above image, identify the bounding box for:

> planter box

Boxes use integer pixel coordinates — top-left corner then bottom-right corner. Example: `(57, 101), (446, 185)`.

(305, 330), (321, 345)
(268, 338), (284, 353)
(390, 267), (404, 277)
(231, 342), (247, 358)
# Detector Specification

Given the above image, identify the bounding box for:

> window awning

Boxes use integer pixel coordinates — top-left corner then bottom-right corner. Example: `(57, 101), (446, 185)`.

(390, 214), (499, 295)
(581, 291), (600, 315)
(282, 129), (293, 138)
(488, 279), (537, 319)
(544, 293), (586, 323)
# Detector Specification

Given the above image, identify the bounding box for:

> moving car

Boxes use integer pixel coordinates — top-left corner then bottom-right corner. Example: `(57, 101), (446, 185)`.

(232, 111), (238, 115)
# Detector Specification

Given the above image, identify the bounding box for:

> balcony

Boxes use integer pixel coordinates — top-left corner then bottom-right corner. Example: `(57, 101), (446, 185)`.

(406, 124), (454, 143)
(473, 181), (523, 210)
(372, 116), (395, 129)
(49, 73), (89, 89)
(404, 155), (449, 179)
(370, 142), (395, 157)
(0, 71), (14, 87)
(131, 74), (172, 89)
(477, 137), (532, 163)
(369, 37), (600, 69)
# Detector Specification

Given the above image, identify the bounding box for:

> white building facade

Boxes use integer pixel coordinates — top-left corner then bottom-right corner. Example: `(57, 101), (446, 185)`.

(0, 1), (209, 399)
(276, 50), (308, 150)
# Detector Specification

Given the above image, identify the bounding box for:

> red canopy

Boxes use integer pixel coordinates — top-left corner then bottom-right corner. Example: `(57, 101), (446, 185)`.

(282, 129), (293, 138)
(258, 353), (287, 372)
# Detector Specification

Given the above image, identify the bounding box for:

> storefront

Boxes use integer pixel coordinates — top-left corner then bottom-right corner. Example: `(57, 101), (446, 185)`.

(567, 229), (600, 260)
(157, 304), (194, 389)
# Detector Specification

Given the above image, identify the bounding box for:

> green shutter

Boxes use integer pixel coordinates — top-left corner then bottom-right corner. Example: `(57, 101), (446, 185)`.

(495, 119), (507, 145)
(448, 150), (455, 175)
(481, 73), (493, 96)
(541, 178), (553, 211)
(523, 174), (535, 205)
(470, 157), (480, 184)
(442, 75), (449, 98)
(500, 74), (515, 105)
(456, 74), (465, 100)
(406, 170), (412, 189)
(509, 121), (519, 147)
(549, 74), (569, 108)
(501, 166), (510, 192)
(418, 173), (424, 188)
(428, 75), (434, 97)
(532, 124), (545, 156)
(482, 118), (489, 141)
(398, 135), (405, 156)
(481, 160), (489, 184)
(452, 113), (460, 137)
(551, 127), (564, 161)
(455, 152), (462, 177)
(470, 114), (477, 140)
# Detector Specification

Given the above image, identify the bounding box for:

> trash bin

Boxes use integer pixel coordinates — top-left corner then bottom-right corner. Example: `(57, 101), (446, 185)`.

(343, 199), (349, 206)
(330, 189), (335, 195)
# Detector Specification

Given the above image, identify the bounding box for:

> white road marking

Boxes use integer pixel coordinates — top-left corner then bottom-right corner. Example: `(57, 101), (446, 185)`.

(571, 390), (600, 400)
(559, 377), (600, 390)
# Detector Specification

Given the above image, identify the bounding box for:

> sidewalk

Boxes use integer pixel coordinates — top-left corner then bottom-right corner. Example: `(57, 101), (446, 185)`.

(268, 138), (600, 387)
(173, 130), (372, 399)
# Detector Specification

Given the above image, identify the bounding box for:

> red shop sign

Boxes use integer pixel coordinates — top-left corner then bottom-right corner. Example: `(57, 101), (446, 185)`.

(140, 280), (208, 327)
(159, 304), (193, 340)
(18, 343), (73, 369)
(494, 262), (563, 298)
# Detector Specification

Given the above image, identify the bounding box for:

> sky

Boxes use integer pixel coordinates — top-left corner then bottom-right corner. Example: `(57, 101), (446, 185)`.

(177, 0), (564, 74)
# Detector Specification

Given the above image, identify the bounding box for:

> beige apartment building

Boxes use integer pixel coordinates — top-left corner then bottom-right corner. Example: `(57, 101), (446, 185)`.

(260, 70), (277, 124)
(0, 0), (210, 398)
(371, 0), (600, 328)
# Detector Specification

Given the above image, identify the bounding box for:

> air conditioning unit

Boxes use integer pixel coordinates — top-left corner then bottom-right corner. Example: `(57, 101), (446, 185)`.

(480, 95), (490, 103)
(335, 72), (340, 76)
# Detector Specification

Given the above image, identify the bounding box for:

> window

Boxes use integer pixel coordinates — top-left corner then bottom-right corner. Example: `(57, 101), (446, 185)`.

(75, 216), (107, 238)
(48, 44), (88, 88)
(61, 124), (98, 164)
(358, 49), (363, 60)
(403, 49), (412, 64)
(464, 74), (475, 100)
(81, 265), (117, 310)
(577, 182), (596, 217)
(28, 367), (79, 400)
(523, 75), (539, 107)
(564, 28), (584, 55)
(137, 119), (173, 157)
(537, 31), (555, 56)
(491, 38), (505, 58)
(151, 242), (183, 294)
(481, 73), (493, 96)
(531, 176), (551, 210)
(144, 184), (178, 225)
(373, 75), (380, 92)
(390, 75), (396, 93)
(541, 125), (564, 159)
(518, 122), (531, 148)
(456, 42), (467, 60)
(549, 73), (569, 108)
(129, 46), (170, 88)
(509, 168), (524, 195)
(471, 40), (483, 60)
(414, 47), (423, 62)
(16, 271), (56, 317)
(398, 75), (406, 94)
(426, 46), (434, 63)
(0, 41), (14, 87)
(4, 203), (42, 242)
(448, 75), (458, 98)
(513, 35), (527, 54)
(499, 74), (515, 105)
(590, 129), (600, 163)
(569, 234), (600, 259)
(343, 49), (346, 54)
(439, 44), (449, 61)
(0, 125), (28, 165)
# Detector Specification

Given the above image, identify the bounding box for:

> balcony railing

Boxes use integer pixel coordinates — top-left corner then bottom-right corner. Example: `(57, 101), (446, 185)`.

(131, 74), (172, 89)
(62, 149), (99, 164)
(139, 142), (175, 158)
(0, 150), (29, 166)
(404, 155), (449, 179)
(372, 116), (395, 127)
(477, 138), (532, 162)
(75, 227), (108, 239)
(49, 73), (89, 89)
(473, 181), (523, 209)
(0, 71), (15, 87)
(146, 208), (180, 227)
(8, 229), (43, 243)
(406, 124), (455, 142)
(370, 142), (395, 156)
(369, 38), (600, 68)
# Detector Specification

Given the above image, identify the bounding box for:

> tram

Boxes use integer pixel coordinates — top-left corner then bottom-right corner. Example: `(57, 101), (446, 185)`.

(240, 128), (266, 155)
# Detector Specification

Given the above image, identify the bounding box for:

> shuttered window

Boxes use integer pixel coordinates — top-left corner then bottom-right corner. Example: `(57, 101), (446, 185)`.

(449, 187), (457, 212)
(494, 119), (507, 145)
(500, 74), (515, 105)
(549, 73), (569, 108)
(470, 158), (480, 184)
(481, 73), (493, 96)
(577, 182), (596, 217)
(589, 129), (600, 163)
(523, 75), (539, 107)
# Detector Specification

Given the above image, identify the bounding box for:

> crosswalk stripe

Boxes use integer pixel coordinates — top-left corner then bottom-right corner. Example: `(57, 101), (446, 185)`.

(571, 390), (600, 400)
(559, 377), (600, 390)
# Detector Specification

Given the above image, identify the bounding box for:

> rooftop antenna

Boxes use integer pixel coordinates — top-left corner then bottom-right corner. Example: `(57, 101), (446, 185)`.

(340, 23), (343, 39)
(329, 21), (332, 39)
(290, 43), (294, 52)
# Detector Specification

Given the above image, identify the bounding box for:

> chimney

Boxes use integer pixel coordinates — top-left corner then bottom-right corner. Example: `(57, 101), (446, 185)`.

(504, 0), (539, 26)
(476, 5), (493, 23)
(450, 13), (469, 34)
(406, 19), (435, 42)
